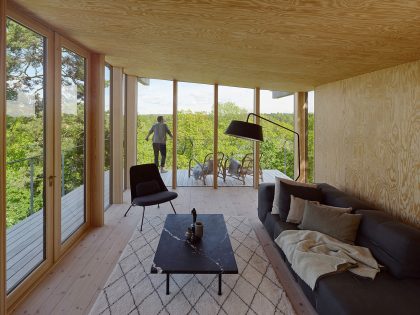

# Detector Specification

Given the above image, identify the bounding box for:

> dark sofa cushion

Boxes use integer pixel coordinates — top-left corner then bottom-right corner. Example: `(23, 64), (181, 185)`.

(316, 271), (420, 315)
(318, 183), (373, 212)
(356, 210), (420, 279)
(278, 181), (323, 221)
(277, 245), (317, 306)
(263, 212), (298, 240)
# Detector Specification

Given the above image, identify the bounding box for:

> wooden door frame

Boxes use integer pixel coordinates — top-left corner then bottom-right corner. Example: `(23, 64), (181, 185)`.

(4, 5), (55, 309)
(53, 34), (91, 260)
(172, 80), (177, 188)
(254, 87), (261, 188)
(0, 1), (7, 313)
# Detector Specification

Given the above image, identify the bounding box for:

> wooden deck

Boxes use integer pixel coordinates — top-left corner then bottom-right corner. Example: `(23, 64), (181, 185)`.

(6, 171), (110, 292)
(161, 169), (289, 186)
(5, 169), (282, 292)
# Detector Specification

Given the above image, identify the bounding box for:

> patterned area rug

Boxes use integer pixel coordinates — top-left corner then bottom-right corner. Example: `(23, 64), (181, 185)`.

(90, 216), (295, 315)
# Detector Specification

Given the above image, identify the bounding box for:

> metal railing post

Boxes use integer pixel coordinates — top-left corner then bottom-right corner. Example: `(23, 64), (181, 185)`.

(29, 158), (34, 215)
(283, 146), (287, 174)
(61, 153), (65, 196)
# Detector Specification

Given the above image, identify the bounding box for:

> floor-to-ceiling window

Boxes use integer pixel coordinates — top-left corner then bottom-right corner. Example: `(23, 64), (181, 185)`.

(104, 65), (111, 209)
(260, 91), (295, 181)
(137, 79), (173, 186)
(5, 18), (47, 292)
(60, 47), (86, 243)
(307, 91), (314, 183)
(218, 86), (254, 187)
(177, 82), (213, 186)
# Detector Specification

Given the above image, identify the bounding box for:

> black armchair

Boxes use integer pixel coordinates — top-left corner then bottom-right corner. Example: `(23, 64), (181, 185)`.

(124, 164), (177, 230)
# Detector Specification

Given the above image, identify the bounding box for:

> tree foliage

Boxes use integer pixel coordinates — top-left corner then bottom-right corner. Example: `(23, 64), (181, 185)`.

(136, 102), (315, 182)
(6, 19), (85, 228)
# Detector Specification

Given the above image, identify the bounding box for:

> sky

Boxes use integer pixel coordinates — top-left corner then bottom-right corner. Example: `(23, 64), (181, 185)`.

(134, 79), (314, 115)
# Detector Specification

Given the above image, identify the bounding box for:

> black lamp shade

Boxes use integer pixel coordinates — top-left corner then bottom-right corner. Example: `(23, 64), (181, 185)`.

(225, 120), (263, 142)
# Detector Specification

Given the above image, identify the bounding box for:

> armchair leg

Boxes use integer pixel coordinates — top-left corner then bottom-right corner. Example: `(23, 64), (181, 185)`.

(169, 201), (177, 214)
(140, 206), (146, 231)
(124, 204), (134, 217)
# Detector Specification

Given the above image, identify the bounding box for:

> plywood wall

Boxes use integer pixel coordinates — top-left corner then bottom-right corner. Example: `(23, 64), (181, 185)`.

(315, 60), (420, 227)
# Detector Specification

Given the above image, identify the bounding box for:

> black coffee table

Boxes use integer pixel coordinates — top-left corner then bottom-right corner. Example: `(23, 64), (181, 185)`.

(151, 214), (238, 295)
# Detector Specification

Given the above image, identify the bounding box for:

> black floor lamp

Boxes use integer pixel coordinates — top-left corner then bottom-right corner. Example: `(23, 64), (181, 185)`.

(225, 113), (300, 181)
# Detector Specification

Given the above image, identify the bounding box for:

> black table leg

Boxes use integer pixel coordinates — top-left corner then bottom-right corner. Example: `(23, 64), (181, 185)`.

(218, 274), (222, 295)
(166, 273), (170, 295)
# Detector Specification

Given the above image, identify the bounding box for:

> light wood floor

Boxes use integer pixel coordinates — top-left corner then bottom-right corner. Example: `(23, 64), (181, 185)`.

(10, 187), (259, 315)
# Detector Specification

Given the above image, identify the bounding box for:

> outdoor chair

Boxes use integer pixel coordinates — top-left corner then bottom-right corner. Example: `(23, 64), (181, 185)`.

(124, 163), (177, 230)
(222, 152), (263, 185)
(189, 152), (225, 185)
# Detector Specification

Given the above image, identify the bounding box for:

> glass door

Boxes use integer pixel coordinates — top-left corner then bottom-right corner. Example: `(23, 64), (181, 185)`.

(5, 17), (51, 293)
(58, 42), (87, 244)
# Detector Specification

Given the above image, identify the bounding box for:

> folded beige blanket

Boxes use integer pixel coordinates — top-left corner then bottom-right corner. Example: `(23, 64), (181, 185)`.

(275, 230), (380, 289)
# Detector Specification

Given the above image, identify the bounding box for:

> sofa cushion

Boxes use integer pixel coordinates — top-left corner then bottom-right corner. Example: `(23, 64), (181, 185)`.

(356, 210), (420, 279)
(263, 212), (298, 240)
(299, 202), (361, 244)
(278, 180), (323, 221)
(273, 177), (317, 214)
(318, 183), (372, 211)
(258, 183), (275, 223)
(316, 271), (420, 315)
(278, 245), (317, 306)
(286, 195), (320, 224)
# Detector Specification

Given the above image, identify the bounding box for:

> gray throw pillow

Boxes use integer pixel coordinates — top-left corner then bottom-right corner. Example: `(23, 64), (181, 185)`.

(299, 201), (361, 244)
(286, 195), (320, 224)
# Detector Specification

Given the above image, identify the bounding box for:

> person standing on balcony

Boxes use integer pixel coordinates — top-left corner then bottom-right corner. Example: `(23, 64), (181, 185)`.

(146, 115), (173, 173)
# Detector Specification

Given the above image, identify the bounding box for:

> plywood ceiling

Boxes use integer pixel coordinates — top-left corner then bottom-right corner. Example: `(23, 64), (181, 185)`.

(11, 0), (420, 91)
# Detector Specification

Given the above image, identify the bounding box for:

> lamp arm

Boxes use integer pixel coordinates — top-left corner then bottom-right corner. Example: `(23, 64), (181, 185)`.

(246, 113), (300, 181)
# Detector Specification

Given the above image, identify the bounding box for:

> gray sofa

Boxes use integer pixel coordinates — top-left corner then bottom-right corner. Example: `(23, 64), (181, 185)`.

(258, 182), (420, 315)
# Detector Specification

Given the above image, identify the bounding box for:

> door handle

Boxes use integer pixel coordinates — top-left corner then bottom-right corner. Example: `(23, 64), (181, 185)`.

(48, 175), (56, 187)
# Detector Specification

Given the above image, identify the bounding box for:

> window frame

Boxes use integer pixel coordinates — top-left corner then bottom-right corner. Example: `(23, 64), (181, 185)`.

(53, 34), (91, 260)
(5, 5), (55, 307)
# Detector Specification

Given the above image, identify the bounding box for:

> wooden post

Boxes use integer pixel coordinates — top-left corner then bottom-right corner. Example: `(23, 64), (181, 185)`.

(254, 88), (260, 188)
(172, 80), (177, 189)
(88, 53), (105, 226)
(0, 0), (7, 312)
(111, 67), (124, 203)
(125, 75), (138, 188)
(294, 92), (308, 182)
(213, 84), (219, 189)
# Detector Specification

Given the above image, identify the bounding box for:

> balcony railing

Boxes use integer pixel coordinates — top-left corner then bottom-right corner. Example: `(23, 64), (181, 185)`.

(138, 136), (294, 177)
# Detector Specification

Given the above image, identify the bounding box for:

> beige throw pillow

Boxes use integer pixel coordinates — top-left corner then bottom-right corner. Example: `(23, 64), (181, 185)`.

(286, 195), (320, 224)
(272, 177), (317, 214)
(299, 202), (361, 244)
